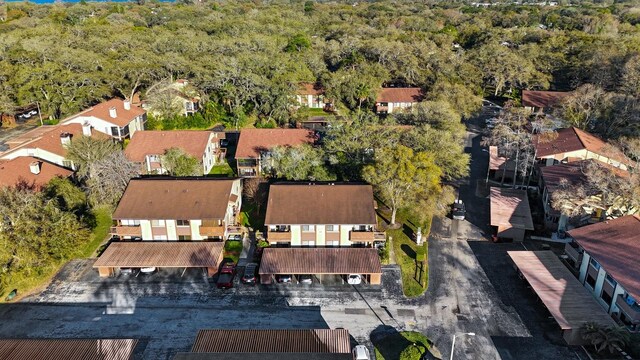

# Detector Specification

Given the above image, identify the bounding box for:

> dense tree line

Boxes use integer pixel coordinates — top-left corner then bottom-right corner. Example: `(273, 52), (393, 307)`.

(1, 0), (640, 136)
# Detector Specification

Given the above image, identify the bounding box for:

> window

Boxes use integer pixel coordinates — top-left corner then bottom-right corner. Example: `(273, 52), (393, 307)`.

(586, 273), (596, 288)
(326, 240), (339, 247)
(302, 225), (315, 232)
(121, 220), (140, 226)
(601, 289), (613, 305)
(326, 225), (338, 232)
(110, 126), (120, 136)
(590, 257), (601, 270)
(605, 274), (617, 287)
(178, 235), (191, 241)
(301, 240), (315, 247)
(177, 220), (190, 226)
(151, 220), (165, 227)
(62, 160), (73, 169)
(153, 235), (167, 240)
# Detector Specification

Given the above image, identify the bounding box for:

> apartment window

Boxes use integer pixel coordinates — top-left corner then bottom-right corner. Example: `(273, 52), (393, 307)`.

(589, 257), (601, 270)
(151, 220), (165, 227)
(178, 235), (192, 241)
(177, 220), (190, 226)
(326, 240), (339, 247)
(326, 225), (338, 232)
(605, 274), (617, 287)
(586, 273), (596, 288)
(301, 240), (315, 247)
(153, 235), (167, 240)
(121, 219), (140, 226)
(302, 225), (315, 232)
(110, 126), (120, 137)
(600, 289), (613, 305)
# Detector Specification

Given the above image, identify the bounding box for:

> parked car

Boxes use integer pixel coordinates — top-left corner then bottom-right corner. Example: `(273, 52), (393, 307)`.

(352, 345), (371, 360)
(227, 234), (242, 241)
(276, 275), (292, 283)
(217, 262), (236, 289)
(347, 274), (362, 285)
(241, 263), (258, 285)
(120, 268), (137, 276)
(140, 267), (156, 275)
(299, 275), (313, 284)
(452, 199), (466, 220)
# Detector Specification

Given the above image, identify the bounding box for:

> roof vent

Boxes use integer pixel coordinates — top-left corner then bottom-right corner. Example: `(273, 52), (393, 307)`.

(109, 107), (117, 118)
(30, 161), (41, 175)
(123, 100), (131, 111)
(82, 121), (92, 136)
(60, 132), (72, 146)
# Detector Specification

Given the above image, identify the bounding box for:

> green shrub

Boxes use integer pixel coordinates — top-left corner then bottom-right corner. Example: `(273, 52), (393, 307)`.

(399, 344), (424, 360)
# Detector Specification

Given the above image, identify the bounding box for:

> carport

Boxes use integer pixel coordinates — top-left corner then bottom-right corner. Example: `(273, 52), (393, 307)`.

(507, 251), (615, 345)
(258, 248), (382, 285)
(490, 187), (533, 242)
(93, 241), (224, 277)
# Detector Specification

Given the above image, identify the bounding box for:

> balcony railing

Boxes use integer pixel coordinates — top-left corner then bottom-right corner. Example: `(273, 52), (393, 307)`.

(374, 232), (386, 241)
(199, 225), (225, 237)
(110, 226), (142, 236)
(564, 242), (583, 265)
(616, 295), (640, 322)
(350, 231), (375, 242)
(267, 231), (292, 242)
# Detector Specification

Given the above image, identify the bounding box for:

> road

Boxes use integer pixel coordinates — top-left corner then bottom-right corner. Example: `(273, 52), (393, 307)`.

(0, 105), (585, 359)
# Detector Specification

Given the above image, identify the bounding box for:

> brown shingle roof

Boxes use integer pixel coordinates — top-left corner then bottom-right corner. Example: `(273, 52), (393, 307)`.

(488, 146), (515, 171)
(259, 248), (382, 275)
(521, 90), (570, 108)
(93, 241), (224, 268)
(4, 124), (108, 158)
(489, 187), (534, 230)
(0, 156), (73, 189)
(173, 353), (353, 360)
(66, 98), (146, 127)
(124, 131), (217, 162)
(191, 329), (350, 353)
(534, 127), (628, 164)
(265, 184), (377, 225)
(540, 161), (589, 194)
(235, 129), (315, 159)
(567, 215), (640, 299)
(297, 83), (324, 96)
(507, 251), (615, 330)
(112, 178), (237, 220)
(376, 88), (423, 103)
(0, 339), (138, 360)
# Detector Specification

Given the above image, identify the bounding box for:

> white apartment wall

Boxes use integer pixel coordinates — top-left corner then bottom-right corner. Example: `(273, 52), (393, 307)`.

(65, 116), (119, 137)
(339, 225), (353, 246)
(610, 283), (627, 315)
(1, 147), (68, 168)
(165, 220), (177, 239)
(315, 225), (326, 246)
(290, 225), (301, 246)
(190, 219), (203, 240)
(578, 252), (590, 283)
(140, 220), (152, 240)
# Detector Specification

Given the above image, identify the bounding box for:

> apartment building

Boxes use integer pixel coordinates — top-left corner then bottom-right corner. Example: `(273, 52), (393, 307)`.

(0, 156), (73, 189)
(533, 127), (630, 170)
(111, 178), (242, 241)
(374, 87), (423, 114)
(124, 130), (225, 175)
(296, 83), (330, 109)
(521, 90), (570, 114)
(235, 129), (316, 177)
(264, 183), (384, 247)
(564, 215), (640, 331)
(62, 98), (146, 140)
(0, 123), (108, 170)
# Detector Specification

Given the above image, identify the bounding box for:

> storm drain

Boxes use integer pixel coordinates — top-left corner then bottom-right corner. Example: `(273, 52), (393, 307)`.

(345, 308), (367, 315)
(397, 309), (415, 317)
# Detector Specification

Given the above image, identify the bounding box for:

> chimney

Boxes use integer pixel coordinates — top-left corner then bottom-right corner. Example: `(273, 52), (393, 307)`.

(109, 107), (117, 118)
(60, 132), (71, 146)
(29, 161), (41, 175)
(82, 121), (92, 136)
(123, 100), (131, 111)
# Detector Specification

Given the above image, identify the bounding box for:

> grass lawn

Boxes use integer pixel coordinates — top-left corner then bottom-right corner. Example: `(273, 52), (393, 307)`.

(239, 202), (265, 230)
(2, 206), (113, 302)
(223, 240), (244, 263)
(208, 162), (235, 177)
(381, 208), (430, 298)
(296, 107), (329, 118)
(374, 331), (431, 360)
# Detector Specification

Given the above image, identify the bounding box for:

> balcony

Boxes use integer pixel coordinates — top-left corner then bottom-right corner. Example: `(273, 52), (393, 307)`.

(374, 232), (386, 241)
(616, 295), (640, 323)
(564, 242), (583, 266)
(350, 231), (375, 242)
(199, 225), (225, 237)
(267, 231), (291, 242)
(110, 226), (142, 237)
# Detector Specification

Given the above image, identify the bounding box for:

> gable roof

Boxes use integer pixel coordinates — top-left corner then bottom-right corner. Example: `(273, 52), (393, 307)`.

(489, 187), (534, 230)
(534, 127), (628, 164)
(539, 161), (589, 194)
(191, 329), (350, 353)
(521, 90), (570, 108)
(0, 157), (73, 189)
(124, 131), (219, 162)
(235, 129), (315, 159)
(93, 241), (224, 269)
(568, 215), (640, 299)
(376, 88), (423, 103)
(112, 178), (237, 220)
(5, 123), (108, 158)
(265, 183), (377, 225)
(66, 98), (146, 127)
(297, 83), (324, 96)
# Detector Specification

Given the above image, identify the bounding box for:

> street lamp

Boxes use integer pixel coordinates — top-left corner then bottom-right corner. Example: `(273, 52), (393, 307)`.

(450, 332), (476, 360)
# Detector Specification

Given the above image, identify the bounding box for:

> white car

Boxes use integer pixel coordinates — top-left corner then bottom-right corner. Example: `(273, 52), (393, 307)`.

(347, 274), (362, 285)
(352, 345), (371, 360)
(140, 267), (156, 275)
(299, 275), (313, 284)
